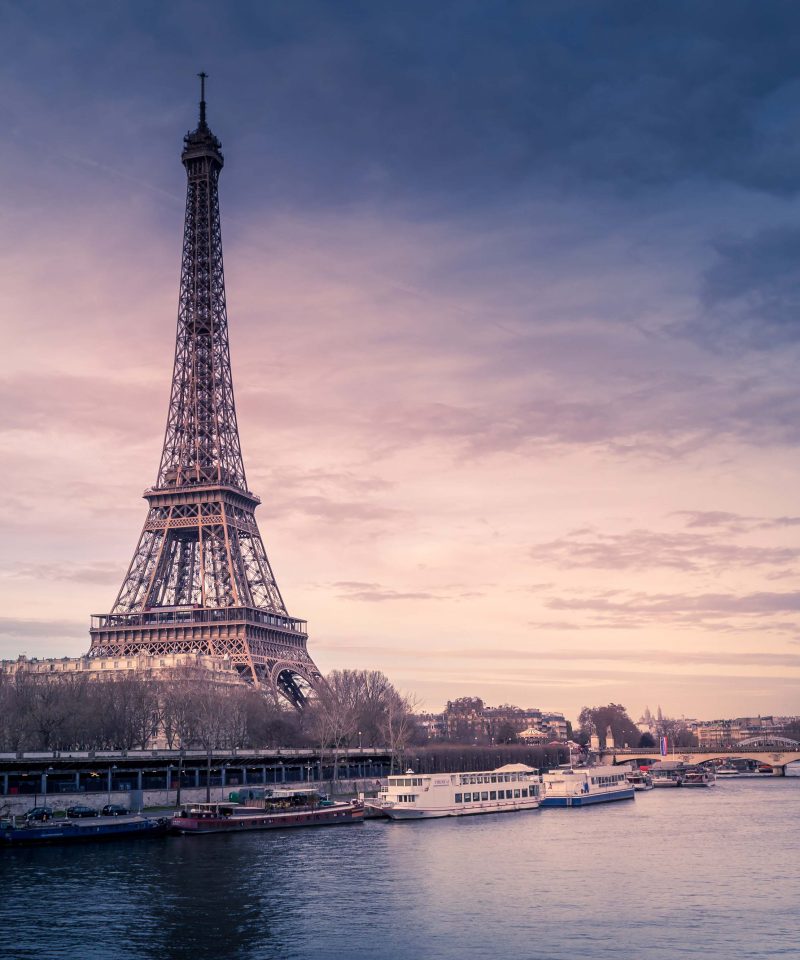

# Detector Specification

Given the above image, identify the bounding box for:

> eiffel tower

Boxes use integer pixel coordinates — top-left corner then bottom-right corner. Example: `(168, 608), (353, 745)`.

(89, 76), (322, 706)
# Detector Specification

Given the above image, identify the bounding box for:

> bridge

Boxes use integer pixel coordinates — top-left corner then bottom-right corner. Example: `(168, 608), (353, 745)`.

(599, 739), (800, 775)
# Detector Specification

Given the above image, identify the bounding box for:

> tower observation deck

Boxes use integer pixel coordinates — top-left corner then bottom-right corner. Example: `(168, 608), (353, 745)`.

(88, 77), (322, 706)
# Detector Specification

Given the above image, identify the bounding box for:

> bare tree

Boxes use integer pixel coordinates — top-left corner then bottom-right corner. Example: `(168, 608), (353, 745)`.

(308, 672), (359, 782)
(382, 689), (421, 774)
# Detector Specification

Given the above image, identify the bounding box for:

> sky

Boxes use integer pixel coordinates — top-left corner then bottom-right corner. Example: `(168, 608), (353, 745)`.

(2, 1), (800, 722)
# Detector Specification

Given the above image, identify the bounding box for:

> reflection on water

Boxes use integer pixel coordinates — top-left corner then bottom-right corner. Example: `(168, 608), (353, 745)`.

(1, 779), (798, 960)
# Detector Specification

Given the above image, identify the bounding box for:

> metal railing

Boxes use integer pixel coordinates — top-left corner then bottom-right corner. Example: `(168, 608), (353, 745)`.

(91, 606), (307, 634)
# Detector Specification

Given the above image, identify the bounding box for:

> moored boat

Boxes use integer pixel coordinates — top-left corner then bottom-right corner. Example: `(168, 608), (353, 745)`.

(0, 814), (169, 846)
(539, 765), (634, 807)
(371, 764), (542, 820)
(626, 769), (654, 791)
(682, 766), (716, 787)
(171, 791), (364, 834)
(649, 761), (687, 787)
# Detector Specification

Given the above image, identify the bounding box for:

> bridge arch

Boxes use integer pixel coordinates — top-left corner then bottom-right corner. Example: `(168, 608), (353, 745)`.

(735, 736), (799, 749)
(604, 748), (800, 774)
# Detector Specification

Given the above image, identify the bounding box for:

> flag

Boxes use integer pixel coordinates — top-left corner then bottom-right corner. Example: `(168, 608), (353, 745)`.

(660, 736), (668, 756)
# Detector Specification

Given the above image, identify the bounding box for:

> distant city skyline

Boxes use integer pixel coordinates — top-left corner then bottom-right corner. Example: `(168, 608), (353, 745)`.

(2, 2), (800, 717)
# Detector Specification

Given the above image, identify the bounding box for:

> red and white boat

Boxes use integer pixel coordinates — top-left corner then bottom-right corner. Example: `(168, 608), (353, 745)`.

(171, 792), (364, 834)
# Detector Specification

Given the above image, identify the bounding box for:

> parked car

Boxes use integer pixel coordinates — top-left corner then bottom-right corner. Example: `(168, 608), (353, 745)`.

(101, 804), (130, 817)
(24, 806), (55, 822)
(66, 804), (98, 819)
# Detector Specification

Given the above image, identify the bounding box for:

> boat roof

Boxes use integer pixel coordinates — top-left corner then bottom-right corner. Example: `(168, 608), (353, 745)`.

(182, 802), (239, 809)
(543, 764), (622, 777)
(493, 763), (537, 773)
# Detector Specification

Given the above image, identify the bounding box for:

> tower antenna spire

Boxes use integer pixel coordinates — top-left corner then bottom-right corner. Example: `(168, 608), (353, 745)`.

(198, 71), (207, 126)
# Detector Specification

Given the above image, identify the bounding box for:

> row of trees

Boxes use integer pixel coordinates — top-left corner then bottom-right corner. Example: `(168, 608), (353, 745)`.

(0, 670), (294, 752)
(304, 669), (422, 776)
(0, 667), (421, 771)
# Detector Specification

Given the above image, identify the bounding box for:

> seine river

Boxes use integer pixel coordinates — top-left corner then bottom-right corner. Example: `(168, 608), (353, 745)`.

(1, 777), (797, 960)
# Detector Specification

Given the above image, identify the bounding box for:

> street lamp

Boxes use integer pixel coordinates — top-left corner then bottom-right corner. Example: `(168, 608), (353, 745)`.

(358, 730), (362, 750)
(176, 750), (184, 807)
(107, 765), (117, 806)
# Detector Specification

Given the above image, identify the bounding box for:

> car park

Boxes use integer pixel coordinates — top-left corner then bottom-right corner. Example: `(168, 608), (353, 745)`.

(66, 804), (98, 819)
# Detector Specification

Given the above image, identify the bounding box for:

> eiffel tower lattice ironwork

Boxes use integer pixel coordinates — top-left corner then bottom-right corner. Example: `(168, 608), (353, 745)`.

(89, 77), (322, 706)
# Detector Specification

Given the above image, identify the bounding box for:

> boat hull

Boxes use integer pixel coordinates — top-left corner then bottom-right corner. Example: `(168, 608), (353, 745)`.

(1, 816), (169, 846)
(540, 787), (635, 807)
(382, 799), (541, 820)
(172, 803), (363, 834)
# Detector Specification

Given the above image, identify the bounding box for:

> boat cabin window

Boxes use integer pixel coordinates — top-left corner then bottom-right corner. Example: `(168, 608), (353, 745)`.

(490, 791), (497, 800)
(591, 773), (627, 786)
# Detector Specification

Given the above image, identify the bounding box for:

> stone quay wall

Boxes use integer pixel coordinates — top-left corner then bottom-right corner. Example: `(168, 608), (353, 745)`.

(1, 778), (386, 817)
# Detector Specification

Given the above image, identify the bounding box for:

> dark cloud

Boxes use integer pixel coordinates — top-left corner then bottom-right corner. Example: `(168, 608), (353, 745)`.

(283, 496), (400, 523)
(368, 391), (699, 459)
(332, 581), (441, 602)
(675, 511), (755, 531)
(1, 562), (121, 586)
(675, 511), (800, 533)
(7, 1), (800, 215)
(533, 527), (800, 573)
(480, 646), (800, 670)
(696, 226), (800, 348)
(0, 616), (86, 643)
(251, 467), (402, 527)
(546, 589), (800, 626)
(193, 3), (800, 205)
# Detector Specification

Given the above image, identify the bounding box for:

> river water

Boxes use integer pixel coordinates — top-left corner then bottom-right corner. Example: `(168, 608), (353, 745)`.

(1, 777), (797, 960)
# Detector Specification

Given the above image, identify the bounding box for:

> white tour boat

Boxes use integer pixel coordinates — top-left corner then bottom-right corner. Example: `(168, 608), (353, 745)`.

(368, 764), (542, 820)
(539, 765), (635, 807)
